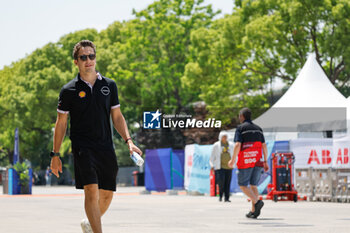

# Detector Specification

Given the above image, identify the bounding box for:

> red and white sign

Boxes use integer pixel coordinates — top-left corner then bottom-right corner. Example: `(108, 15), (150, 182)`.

(290, 138), (333, 168)
(237, 141), (262, 169)
(332, 135), (350, 168)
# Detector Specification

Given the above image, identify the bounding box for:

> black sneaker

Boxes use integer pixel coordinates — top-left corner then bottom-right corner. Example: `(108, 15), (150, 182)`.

(246, 211), (257, 219)
(224, 199), (231, 202)
(219, 197), (222, 202)
(253, 200), (264, 218)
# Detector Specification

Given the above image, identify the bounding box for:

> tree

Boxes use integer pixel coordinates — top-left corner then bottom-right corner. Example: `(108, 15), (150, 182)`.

(183, 0), (350, 125)
(236, 0), (350, 91)
(105, 0), (218, 118)
(104, 0), (220, 148)
(183, 14), (269, 125)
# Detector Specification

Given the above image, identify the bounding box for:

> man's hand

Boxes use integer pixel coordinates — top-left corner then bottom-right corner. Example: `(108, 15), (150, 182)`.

(50, 156), (62, 178)
(128, 141), (142, 156)
(263, 162), (269, 172)
(228, 159), (235, 169)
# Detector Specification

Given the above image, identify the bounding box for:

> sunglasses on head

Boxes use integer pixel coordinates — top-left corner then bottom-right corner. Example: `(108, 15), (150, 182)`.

(79, 54), (96, 61)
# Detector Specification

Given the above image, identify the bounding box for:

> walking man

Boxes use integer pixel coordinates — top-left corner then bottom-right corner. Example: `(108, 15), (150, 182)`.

(210, 134), (234, 202)
(228, 108), (269, 218)
(50, 40), (142, 233)
(45, 166), (51, 186)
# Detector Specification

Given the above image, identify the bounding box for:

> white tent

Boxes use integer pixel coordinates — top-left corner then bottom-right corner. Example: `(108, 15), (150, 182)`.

(254, 54), (347, 135)
(346, 96), (350, 132)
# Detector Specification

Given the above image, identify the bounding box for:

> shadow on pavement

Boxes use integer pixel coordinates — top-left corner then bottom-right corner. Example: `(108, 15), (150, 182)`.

(239, 220), (314, 228)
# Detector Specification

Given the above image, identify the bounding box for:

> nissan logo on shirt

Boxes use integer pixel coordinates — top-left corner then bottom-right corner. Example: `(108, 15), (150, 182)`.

(101, 86), (110, 96)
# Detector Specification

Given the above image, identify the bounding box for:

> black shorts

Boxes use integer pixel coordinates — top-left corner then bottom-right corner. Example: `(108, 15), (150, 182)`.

(73, 147), (118, 191)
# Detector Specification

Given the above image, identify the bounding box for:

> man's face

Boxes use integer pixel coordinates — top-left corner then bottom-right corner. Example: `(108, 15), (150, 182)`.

(239, 114), (244, 123)
(221, 135), (227, 144)
(74, 46), (96, 74)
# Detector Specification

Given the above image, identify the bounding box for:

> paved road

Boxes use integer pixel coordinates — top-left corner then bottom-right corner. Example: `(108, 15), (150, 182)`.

(0, 186), (349, 233)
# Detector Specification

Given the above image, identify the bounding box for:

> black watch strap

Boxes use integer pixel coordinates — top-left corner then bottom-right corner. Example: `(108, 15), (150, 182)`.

(50, 151), (60, 158)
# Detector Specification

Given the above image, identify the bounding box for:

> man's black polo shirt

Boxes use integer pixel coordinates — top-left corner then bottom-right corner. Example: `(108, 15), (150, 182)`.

(234, 120), (265, 144)
(234, 120), (265, 167)
(57, 72), (119, 150)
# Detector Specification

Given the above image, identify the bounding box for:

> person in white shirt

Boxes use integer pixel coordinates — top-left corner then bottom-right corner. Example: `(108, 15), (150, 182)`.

(210, 134), (234, 202)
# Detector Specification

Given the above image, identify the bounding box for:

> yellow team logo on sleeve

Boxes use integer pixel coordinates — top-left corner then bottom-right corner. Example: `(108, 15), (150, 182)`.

(79, 91), (86, 98)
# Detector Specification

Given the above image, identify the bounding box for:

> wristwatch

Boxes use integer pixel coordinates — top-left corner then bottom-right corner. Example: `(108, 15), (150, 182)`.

(125, 137), (132, 143)
(50, 151), (60, 158)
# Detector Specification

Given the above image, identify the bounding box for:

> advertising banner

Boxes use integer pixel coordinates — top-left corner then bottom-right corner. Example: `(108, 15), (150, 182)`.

(187, 144), (212, 194)
(290, 138), (333, 168)
(184, 144), (195, 190)
(145, 148), (172, 191)
(332, 135), (350, 168)
(172, 149), (185, 188)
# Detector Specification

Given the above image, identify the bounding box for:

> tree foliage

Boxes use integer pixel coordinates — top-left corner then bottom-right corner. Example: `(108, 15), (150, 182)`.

(183, 0), (350, 124)
(104, 0), (218, 121)
(0, 0), (218, 168)
(235, 0), (350, 87)
(1, 0), (350, 168)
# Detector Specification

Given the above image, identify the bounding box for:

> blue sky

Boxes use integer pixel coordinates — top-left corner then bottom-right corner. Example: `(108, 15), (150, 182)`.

(0, 0), (234, 69)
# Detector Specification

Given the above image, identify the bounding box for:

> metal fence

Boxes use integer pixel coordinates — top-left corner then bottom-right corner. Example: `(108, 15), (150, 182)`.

(295, 168), (314, 201)
(295, 168), (350, 203)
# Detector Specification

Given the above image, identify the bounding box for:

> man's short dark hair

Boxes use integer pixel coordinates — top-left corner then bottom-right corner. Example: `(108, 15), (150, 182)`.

(239, 107), (251, 120)
(72, 40), (96, 60)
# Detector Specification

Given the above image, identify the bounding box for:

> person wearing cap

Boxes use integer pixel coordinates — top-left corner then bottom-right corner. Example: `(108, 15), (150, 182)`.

(210, 134), (234, 202)
(228, 107), (269, 218)
(49, 40), (142, 233)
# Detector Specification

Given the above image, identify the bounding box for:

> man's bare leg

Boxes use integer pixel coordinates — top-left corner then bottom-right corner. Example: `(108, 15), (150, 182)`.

(250, 185), (259, 212)
(240, 186), (258, 212)
(99, 189), (114, 216)
(84, 184), (102, 233)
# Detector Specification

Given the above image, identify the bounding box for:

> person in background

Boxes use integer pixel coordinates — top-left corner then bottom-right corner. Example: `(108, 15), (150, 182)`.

(210, 134), (234, 202)
(228, 108), (269, 218)
(45, 166), (51, 186)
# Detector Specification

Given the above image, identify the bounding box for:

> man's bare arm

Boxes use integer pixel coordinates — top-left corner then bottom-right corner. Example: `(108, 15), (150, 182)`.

(262, 142), (269, 172)
(111, 107), (142, 155)
(228, 142), (241, 168)
(53, 113), (68, 152)
(50, 113), (67, 177)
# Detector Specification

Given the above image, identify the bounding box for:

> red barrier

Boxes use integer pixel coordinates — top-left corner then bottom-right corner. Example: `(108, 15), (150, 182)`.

(210, 169), (216, 196)
(132, 171), (138, 186)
